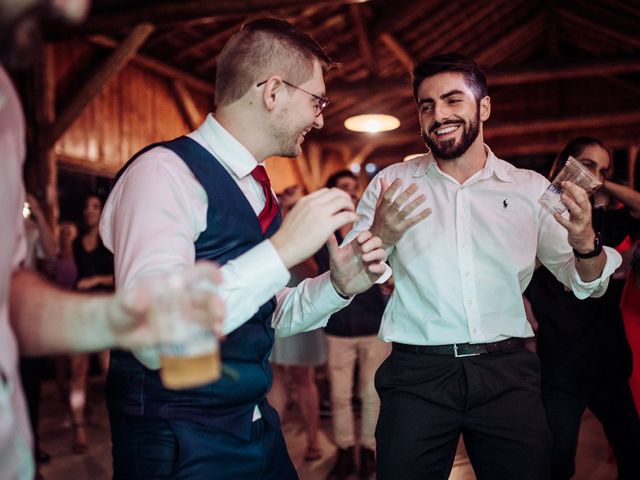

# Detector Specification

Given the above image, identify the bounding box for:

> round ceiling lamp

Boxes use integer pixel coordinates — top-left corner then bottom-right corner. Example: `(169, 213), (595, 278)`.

(344, 114), (400, 133)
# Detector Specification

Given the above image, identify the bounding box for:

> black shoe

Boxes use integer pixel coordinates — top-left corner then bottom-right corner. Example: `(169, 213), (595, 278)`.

(328, 446), (356, 479)
(36, 448), (51, 465)
(359, 447), (376, 479)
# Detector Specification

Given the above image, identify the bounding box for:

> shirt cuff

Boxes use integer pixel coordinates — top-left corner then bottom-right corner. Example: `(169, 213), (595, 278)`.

(220, 240), (290, 335)
(322, 270), (356, 304)
(569, 246), (622, 299)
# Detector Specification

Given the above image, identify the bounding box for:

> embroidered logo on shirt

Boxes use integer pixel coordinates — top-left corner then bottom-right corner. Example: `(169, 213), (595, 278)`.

(503, 198), (508, 209)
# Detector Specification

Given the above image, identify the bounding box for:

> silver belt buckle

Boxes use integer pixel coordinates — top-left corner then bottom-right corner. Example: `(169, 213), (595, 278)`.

(454, 344), (482, 358)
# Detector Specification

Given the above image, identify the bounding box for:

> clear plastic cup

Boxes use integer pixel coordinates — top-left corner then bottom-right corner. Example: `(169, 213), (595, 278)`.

(155, 275), (221, 390)
(538, 156), (602, 215)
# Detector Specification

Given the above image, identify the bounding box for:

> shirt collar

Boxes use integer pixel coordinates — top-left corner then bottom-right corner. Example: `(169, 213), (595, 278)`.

(194, 113), (259, 179)
(413, 144), (513, 183)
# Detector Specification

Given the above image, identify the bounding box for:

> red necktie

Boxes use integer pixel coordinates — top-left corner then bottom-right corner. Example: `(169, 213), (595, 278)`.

(251, 165), (279, 234)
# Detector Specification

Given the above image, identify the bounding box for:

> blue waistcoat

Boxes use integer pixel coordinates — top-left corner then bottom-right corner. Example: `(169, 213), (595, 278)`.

(106, 136), (282, 441)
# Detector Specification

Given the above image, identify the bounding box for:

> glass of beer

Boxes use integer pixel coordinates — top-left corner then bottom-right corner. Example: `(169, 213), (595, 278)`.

(155, 275), (222, 390)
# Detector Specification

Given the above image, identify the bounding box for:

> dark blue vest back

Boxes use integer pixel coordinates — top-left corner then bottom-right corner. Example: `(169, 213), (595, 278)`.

(107, 136), (282, 440)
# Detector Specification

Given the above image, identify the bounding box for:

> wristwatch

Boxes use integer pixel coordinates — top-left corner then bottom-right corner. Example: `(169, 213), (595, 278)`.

(573, 231), (603, 259)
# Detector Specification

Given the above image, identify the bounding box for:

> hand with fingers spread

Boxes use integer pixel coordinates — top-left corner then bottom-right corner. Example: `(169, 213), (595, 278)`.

(270, 188), (359, 268)
(552, 181), (596, 254)
(370, 177), (432, 250)
(328, 231), (388, 297)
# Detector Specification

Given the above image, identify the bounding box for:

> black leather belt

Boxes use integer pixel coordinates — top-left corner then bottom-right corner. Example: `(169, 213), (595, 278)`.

(392, 338), (526, 358)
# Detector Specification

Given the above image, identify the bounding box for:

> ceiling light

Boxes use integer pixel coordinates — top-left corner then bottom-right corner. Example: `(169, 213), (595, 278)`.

(344, 114), (400, 133)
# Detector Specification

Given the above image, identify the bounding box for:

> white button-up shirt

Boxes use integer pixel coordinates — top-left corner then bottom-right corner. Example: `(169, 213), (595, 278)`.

(347, 147), (622, 346)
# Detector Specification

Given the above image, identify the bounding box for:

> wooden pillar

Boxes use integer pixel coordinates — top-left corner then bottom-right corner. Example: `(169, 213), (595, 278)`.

(25, 43), (58, 226)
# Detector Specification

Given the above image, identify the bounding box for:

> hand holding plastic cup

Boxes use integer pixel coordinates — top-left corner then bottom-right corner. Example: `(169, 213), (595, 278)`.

(152, 273), (222, 390)
(538, 156), (602, 215)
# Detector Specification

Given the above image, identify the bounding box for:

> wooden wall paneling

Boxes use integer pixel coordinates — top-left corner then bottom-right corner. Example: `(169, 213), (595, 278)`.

(45, 23), (155, 149)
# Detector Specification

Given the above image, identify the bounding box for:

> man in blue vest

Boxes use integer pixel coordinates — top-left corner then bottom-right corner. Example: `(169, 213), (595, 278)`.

(99, 18), (395, 480)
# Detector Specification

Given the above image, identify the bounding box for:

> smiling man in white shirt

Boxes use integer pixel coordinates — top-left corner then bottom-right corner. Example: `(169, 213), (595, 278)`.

(346, 53), (622, 480)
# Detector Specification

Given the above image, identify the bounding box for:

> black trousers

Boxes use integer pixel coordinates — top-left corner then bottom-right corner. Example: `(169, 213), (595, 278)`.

(542, 380), (640, 480)
(375, 348), (551, 480)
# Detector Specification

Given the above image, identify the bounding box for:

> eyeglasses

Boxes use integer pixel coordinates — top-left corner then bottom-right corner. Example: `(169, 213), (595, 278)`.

(256, 79), (329, 117)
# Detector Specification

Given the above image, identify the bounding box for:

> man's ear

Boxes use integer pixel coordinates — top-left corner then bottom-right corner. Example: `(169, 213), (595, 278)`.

(262, 76), (285, 113)
(479, 95), (491, 121)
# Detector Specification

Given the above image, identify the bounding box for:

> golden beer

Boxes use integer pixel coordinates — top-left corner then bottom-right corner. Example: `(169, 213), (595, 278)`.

(160, 349), (221, 390)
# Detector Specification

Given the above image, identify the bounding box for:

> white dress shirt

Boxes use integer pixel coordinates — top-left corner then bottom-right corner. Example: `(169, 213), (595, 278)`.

(346, 147), (622, 346)
(100, 113), (350, 344)
(0, 67), (37, 480)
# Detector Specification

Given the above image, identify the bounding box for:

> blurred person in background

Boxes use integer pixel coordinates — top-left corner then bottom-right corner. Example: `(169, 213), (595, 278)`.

(315, 170), (390, 480)
(1, 2), (225, 479)
(269, 185), (326, 463)
(525, 136), (640, 480)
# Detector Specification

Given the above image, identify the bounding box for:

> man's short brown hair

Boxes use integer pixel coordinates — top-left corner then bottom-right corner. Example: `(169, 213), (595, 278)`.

(215, 18), (333, 107)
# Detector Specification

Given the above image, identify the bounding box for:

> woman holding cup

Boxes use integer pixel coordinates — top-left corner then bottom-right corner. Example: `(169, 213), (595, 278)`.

(526, 137), (640, 480)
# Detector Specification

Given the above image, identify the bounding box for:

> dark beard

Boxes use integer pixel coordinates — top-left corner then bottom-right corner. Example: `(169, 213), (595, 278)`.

(422, 112), (480, 160)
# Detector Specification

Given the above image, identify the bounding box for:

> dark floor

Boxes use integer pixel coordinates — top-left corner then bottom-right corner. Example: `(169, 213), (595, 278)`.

(37, 376), (617, 480)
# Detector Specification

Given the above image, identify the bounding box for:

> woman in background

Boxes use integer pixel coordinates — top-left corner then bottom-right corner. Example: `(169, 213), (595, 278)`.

(69, 194), (114, 454)
(526, 137), (640, 479)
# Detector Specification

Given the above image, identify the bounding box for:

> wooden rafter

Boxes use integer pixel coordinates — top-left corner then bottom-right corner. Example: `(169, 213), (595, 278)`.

(88, 35), (214, 96)
(322, 110), (640, 147)
(558, 8), (640, 49)
(378, 33), (414, 73)
(170, 80), (203, 130)
(45, 23), (155, 148)
(349, 4), (377, 76)
(474, 13), (545, 67)
(327, 57), (640, 97)
(544, 0), (562, 59)
(75, 0), (372, 35)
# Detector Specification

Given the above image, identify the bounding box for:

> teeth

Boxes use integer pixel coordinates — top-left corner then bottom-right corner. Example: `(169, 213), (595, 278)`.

(436, 125), (458, 135)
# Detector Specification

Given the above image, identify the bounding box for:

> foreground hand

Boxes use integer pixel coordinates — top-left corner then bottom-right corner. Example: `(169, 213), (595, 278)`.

(553, 181), (596, 253)
(370, 178), (432, 249)
(271, 188), (359, 268)
(329, 231), (387, 297)
(106, 261), (225, 351)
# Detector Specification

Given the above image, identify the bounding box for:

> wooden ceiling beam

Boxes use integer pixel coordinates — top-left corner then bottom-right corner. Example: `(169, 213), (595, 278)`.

(170, 80), (203, 130)
(328, 57), (640, 97)
(322, 110), (640, 147)
(349, 4), (377, 76)
(44, 23), (155, 149)
(378, 33), (414, 74)
(474, 13), (545, 67)
(72, 0), (371, 35)
(558, 8), (640, 49)
(88, 35), (214, 96)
